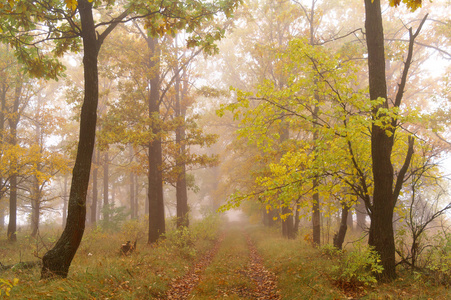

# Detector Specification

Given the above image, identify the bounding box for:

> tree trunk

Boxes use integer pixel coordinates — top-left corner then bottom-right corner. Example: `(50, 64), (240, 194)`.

(147, 37), (165, 244)
(293, 201), (300, 235)
(364, 0), (396, 280)
(31, 113), (43, 238)
(355, 200), (367, 231)
(0, 204), (4, 231)
(129, 144), (136, 219)
(103, 151), (109, 223)
(7, 174), (17, 242)
(0, 84), (6, 232)
(263, 208), (276, 227)
(7, 83), (21, 242)
(90, 149), (98, 226)
(175, 59), (189, 228)
(41, 0), (98, 278)
(31, 177), (40, 237)
(282, 206), (295, 239)
(333, 204), (349, 250)
(62, 175), (68, 228)
(346, 208), (353, 231)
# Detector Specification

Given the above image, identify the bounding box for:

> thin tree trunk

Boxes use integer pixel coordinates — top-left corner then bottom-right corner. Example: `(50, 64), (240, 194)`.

(7, 83), (21, 242)
(31, 178), (40, 237)
(346, 207), (353, 231)
(103, 151), (109, 223)
(7, 174), (17, 242)
(129, 144), (136, 219)
(0, 84), (6, 232)
(147, 37), (165, 244)
(62, 175), (68, 228)
(175, 57), (189, 228)
(355, 200), (366, 231)
(333, 204), (349, 250)
(91, 149), (98, 226)
(41, 0), (99, 278)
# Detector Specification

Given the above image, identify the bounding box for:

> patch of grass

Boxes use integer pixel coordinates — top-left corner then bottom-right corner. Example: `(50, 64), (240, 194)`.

(191, 226), (253, 299)
(249, 226), (345, 300)
(0, 217), (220, 299)
(249, 225), (451, 300)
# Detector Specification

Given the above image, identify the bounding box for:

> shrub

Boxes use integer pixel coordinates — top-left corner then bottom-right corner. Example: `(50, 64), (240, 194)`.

(427, 232), (451, 286)
(163, 226), (197, 259)
(329, 243), (383, 288)
(191, 212), (221, 241)
(319, 243), (343, 258)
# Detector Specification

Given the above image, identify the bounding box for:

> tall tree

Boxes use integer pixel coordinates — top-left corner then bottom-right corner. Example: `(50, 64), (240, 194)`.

(363, 0), (424, 280)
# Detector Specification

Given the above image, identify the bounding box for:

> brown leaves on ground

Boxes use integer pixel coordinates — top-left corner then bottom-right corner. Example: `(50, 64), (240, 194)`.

(163, 234), (225, 300)
(161, 230), (281, 300)
(244, 234), (281, 300)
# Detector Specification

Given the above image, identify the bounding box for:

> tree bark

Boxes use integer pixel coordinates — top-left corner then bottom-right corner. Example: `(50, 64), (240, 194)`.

(147, 37), (165, 244)
(41, 0), (98, 278)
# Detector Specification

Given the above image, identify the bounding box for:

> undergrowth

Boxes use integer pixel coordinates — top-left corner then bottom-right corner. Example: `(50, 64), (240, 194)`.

(0, 214), (221, 299)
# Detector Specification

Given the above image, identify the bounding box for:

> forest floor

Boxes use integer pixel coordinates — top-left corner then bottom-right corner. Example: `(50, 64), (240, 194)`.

(0, 218), (450, 299)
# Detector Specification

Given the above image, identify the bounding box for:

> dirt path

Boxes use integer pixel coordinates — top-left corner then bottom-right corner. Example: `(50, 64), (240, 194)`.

(162, 229), (280, 300)
(163, 234), (225, 300)
(244, 234), (281, 300)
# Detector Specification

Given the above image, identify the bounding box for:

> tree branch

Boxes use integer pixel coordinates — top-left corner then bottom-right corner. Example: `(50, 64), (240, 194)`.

(393, 135), (414, 208)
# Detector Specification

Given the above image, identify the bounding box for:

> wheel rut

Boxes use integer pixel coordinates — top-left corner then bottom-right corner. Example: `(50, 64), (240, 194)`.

(163, 233), (225, 300)
(162, 228), (280, 299)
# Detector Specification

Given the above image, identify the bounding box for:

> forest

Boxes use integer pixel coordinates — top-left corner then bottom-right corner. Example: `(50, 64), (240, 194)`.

(0, 0), (450, 298)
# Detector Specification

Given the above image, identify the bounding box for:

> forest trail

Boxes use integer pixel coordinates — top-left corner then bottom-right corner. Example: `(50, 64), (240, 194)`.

(163, 227), (281, 300)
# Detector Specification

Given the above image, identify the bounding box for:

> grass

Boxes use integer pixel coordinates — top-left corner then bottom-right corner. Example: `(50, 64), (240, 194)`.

(1, 220), (450, 299)
(190, 224), (253, 299)
(0, 216), (221, 299)
(248, 225), (451, 300)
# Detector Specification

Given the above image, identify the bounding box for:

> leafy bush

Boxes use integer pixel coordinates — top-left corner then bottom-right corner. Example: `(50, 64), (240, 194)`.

(427, 232), (451, 286)
(163, 226), (197, 259)
(319, 243), (343, 258)
(329, 243), (383, 288)
(191, 212), (221, 241)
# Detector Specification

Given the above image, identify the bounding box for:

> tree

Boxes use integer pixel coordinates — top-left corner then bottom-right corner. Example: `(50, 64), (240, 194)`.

(363, 0), (424, 280)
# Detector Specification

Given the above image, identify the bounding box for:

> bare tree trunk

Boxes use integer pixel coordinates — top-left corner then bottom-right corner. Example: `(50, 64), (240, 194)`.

(31, 178), (41, 237)
(62, 175), (68, 228)
(147, 37), (165, 244)
(90, 149), (98, 226)
(333, 204), (350, 250)
(103, 151), (109, 223)
(7, 83), (21, 242)
(7, 174), (17, 242)
(41, 0), (99, 278)
(175, 57), (189, 228)
(282, 206), (295, 239)
(355, 200), (367, 231)
(129, 144), (136, 219)
(346, 207), (353, 231)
